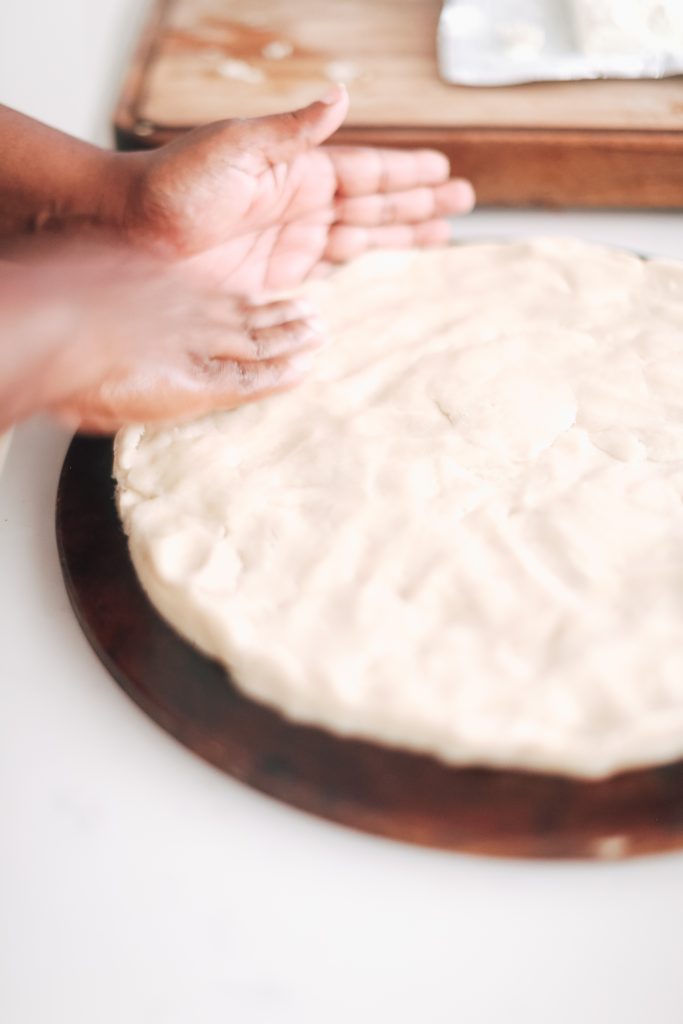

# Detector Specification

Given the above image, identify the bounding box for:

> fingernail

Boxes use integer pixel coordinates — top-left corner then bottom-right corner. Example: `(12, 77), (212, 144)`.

(454, 178), (476, 213)
(320, 83), (346, 105)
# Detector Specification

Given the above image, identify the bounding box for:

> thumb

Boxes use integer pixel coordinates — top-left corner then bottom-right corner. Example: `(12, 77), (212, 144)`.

(241, 84), (349, 166)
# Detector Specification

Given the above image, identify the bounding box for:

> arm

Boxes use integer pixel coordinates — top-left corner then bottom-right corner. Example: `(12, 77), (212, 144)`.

(0, 105), (133, 238)
(0, 91), (474, 291)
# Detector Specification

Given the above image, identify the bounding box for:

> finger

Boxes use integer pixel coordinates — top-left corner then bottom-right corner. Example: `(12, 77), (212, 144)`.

(60, 349), (316, 429)
(324, 219), (452, 263)
(334, 179), (475, 227)
(243, 298), (315, 329)
(233, 85), (349, 171)
(197, 311), (324, 361)
(327, 147), (453, 198)
(202, 350), (315, 409)
(175, 294), (322, 361)
(247, 316), (326, 359)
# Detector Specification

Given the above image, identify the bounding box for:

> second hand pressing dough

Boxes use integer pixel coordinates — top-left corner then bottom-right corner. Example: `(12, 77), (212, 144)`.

(114, 239), (683, 779)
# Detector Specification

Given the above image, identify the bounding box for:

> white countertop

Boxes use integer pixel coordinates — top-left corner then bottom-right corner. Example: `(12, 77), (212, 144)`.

(2, 3), (683, 1022)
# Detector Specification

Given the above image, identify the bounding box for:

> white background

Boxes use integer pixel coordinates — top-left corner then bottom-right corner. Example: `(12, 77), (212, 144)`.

(2, 2), (683, 1022)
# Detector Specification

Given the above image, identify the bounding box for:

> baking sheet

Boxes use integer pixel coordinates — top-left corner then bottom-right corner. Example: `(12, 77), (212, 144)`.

(438, 0), (683, 86)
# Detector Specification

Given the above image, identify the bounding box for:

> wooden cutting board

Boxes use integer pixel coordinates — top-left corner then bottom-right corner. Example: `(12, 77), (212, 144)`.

(114, 0), (683, 207)
(55, 434), (683, 859)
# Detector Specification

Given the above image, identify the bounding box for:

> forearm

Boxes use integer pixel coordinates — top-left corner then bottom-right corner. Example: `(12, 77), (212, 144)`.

(0, 105), (136, 239)
(0, 250), (130, 430)
(0, 273), (85, 430)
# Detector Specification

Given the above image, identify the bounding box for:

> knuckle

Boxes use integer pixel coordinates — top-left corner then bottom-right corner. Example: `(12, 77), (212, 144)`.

(248, 327), (268, 360)
(381, 196), (398, 225)
(188, 352), (220, 379)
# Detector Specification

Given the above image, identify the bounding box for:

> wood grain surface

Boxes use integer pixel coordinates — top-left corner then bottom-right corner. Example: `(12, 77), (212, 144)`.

(56, 434), (683, 859)
(113, 0), (683, 207)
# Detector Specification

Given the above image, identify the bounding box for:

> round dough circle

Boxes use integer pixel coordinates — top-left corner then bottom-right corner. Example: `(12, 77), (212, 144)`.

(114, 239), (683, 779)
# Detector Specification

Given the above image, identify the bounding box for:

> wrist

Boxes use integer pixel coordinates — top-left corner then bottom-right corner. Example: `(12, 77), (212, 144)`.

(0, 106), (149, 240)
(36, 147), (143, 238)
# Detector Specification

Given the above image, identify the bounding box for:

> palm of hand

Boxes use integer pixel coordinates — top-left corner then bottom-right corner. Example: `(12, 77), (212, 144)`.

(128, 89), (474, 294)
(164, 146), (340, 293)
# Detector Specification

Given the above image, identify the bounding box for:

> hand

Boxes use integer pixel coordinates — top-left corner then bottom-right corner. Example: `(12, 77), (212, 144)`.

(55, 294), (322, 433)
(0, 241), (323, 433)
(122, 86), (475, 292)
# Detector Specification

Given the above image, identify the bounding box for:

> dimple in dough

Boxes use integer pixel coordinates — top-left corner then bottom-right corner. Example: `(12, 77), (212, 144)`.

(114, 238), (683, 779)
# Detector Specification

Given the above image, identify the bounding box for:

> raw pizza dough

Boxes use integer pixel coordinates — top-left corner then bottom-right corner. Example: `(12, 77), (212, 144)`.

(114, 238), (683, 779)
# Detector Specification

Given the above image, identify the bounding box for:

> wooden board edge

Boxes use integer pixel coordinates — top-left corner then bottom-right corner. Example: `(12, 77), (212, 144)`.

(337, 127), (683, 208)
(115, 112), (683, 207)
(112, 0), (683, 205)
(113, 0), (173, 151)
